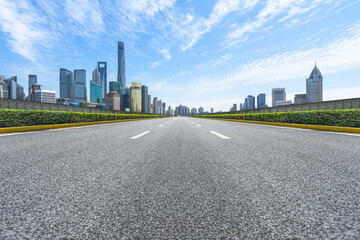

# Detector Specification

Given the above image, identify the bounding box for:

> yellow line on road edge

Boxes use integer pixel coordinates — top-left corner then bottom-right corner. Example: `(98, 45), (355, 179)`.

(0, 118), (156, 134)
(201, 118), (360, 134)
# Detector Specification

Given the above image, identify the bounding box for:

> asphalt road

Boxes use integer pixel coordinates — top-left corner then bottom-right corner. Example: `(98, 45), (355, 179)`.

(1, 117), (359, 239)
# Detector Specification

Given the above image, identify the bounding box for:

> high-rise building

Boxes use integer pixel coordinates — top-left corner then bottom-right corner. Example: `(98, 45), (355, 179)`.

(0, 75), (5, 81)
(34, 89), (56, 104)
(246, 95), (255, 109)
(92, 66), (101, 85)
(90, 80), (102, 104)
(163, 102), (166, 115)
(257, 93), (266, 108)
(124, 87), (130, 110)
(211, 108), (214, 113)
(158, 99), (162, 114)
(191, 108), (197, 115)
(98, 62), (107, 101)
(306, 64), (323, 103)
(0, 79), (9, 99)
(153, 97), (158, 114)
(141, 85), (148, 113)
(74, 69), (87, 103)
(109, 81), (120, 93)
(105, 91), (120, 111)
(4, 76), (24, 100)
(232, 104), (237, 111)
(272, 88), (286, 107)
(130, 82), (141, 113)
(198, 107), (204, 114)
(117, 41), (126, 88)
(148, 95), (152, 114)
(59, 68), (74, 102)
(28, 75), (37, 95)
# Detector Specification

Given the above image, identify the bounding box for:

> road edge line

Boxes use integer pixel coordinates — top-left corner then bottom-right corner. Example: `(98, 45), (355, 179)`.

(197, 118), (360, 134)
(0, 118), (160, 134)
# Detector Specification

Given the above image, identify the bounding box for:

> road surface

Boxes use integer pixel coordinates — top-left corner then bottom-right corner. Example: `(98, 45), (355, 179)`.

(1, 117), (359, 239)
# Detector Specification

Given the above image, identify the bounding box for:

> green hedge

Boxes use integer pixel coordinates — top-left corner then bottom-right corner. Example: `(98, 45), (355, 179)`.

(192, 109), (360, 127)
(0, 109), (169, 127)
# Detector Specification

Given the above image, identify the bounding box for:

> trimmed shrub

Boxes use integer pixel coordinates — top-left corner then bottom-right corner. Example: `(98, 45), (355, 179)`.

(192, 109), (360, 127)
(0, 109), (169, 127)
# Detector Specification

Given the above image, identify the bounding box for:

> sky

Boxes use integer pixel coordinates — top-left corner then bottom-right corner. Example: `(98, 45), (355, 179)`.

(0, 0), (360, 112)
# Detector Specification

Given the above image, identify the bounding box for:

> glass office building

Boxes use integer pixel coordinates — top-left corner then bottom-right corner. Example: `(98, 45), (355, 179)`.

(74, 69), (87, 103)
(257, 93), (266, 108)
(98, 62), (107, 101)
(141, 85), (148, 113)
(117, 41), (126, 88)
(59, 68), (74, 102)
(90, 80), (102, 104)
(306, 65), (323, 103)
(28, 75), (37, 95)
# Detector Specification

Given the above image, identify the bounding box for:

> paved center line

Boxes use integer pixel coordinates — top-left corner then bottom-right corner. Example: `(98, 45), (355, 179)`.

(130, 131), (151, 139)
(210, 131), (230, 139)
(159, 124), (164, 127)
(196, 124), (202, 127)
(165, 122), (169, 124)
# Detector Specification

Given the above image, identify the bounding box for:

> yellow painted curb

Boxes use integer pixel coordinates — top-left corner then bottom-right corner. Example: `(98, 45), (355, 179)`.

(201, 118), (360, 134)
(0, 118), (159, 134)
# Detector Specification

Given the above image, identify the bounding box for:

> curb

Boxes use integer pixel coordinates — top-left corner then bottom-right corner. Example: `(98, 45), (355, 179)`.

(197, 118), (360, 134)
(0, 118), (155, 134)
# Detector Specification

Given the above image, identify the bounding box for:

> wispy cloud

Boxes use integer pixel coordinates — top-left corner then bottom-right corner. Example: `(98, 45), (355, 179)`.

(224, 0), (332, 47)
(179, 0), (259, 51)
(0, 0), (56, 61)
(197, 53), (232, 69)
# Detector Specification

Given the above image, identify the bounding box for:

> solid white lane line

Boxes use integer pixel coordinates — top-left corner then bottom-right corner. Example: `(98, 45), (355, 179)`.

(210, 131), (230, 139)
(0, 132), (39, 137)
(165, 122), (169, 124)
(196, 124), (202, 127)
(322, 131), (360, 137)
(130, 131), (151, 139)
(191, 122), (195, 124)
(159, 124), (164, 127)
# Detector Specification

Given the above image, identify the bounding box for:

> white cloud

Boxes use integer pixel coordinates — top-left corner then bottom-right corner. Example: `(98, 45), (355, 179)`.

(225, 0), (331, 46)
(180, 0), (259, 50)
(0, 0), (54, 61)
(151, 61), (162, 68)
(159, 49), (172, 60)
(64, 0), (105, 33)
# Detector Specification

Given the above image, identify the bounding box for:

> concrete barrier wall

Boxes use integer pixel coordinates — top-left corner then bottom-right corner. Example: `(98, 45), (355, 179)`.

(226, 97), (360, 114)
(0, 98), (130, 114)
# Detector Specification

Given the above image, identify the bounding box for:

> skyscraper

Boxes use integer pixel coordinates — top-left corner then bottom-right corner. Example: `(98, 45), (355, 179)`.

(92, 66), (100, 85)
(272, 88), (286, 107)
(109, 81), (120, 93)
(148, 95), (152, 114)
(117, 41), (126, 88)
(74, 69), (87, 103)
(257, 93), (266, 108)
(130, 82), (141, 112)
(153, 97), (158, 114)
(28, 75), (37, 95)
(98, 62), (107, 101)
(60, 68), (74, 102)
(246, 95), (255, 109)
(141, 85), (149, 113)
(306, 64), (323, 103)
(90, 80), (102, 104)
(4, 76), (24, 100)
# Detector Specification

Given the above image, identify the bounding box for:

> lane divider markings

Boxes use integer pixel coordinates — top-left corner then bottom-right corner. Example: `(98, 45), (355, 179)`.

(159, 124), (164, 127)
(210, 131), (230, 139)
(130, 131), (151, 139)
(196, 124), (202, 127)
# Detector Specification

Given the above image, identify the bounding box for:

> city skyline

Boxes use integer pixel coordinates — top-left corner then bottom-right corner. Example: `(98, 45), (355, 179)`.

(1, 1), (360, 111)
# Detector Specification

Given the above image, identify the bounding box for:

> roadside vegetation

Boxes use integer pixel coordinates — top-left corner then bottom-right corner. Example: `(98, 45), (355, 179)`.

(0, 109), (169, 127)
(192, 109), (360, 128)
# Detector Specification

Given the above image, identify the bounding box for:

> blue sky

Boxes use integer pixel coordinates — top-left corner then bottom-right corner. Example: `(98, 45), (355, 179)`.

(1, 0), (360, 111)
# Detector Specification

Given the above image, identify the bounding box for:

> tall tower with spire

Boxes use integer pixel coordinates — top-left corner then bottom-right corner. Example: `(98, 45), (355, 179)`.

(306, 63), (323, 103)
